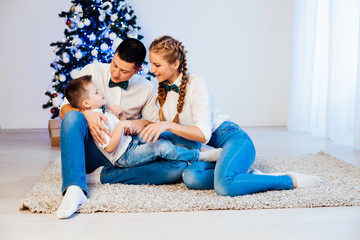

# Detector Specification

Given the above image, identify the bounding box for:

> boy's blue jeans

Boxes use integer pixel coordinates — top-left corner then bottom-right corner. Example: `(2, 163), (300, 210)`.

(115, 134), (200, 168)
(60, 111), (194, 195)
(182, 121), (294, 196)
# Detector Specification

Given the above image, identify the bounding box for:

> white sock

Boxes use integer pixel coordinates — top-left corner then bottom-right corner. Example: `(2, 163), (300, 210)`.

(86, 166), (104, 184)
(198, 148), (222, 162)
(287, 171), (322, 189)
(55, 185), (87, 219)
(250, 169), (285, 176)
(200, 144), (216, 152)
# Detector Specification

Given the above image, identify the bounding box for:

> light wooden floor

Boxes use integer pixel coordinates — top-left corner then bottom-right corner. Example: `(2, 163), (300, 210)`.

(0, 127), (359, 240)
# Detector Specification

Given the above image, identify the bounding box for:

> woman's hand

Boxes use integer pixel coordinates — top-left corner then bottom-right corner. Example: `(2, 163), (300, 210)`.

(83, 110), (110, 144)
(140, 121), (172, 143)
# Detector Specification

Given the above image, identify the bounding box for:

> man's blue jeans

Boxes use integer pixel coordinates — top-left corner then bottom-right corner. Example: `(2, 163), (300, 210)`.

(60, 111), (189, 195)
(115, 134), (200, 168)
(182, 121), (294, 196)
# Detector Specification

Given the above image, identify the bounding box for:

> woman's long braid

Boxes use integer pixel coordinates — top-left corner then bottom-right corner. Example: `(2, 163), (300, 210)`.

(150, 36), (189, 123)
(157, 83), (167, 121)
(173, 42), (189, 123)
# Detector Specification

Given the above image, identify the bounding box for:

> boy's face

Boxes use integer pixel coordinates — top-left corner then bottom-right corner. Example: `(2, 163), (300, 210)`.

(110, 53), (141, 83)
(84, 83), (107, 109)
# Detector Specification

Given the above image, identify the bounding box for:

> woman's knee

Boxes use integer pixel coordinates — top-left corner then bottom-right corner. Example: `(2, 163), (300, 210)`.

(182, 161), (215, 190)
(182, 166), (199, 189)
(214, 178), (234, 196)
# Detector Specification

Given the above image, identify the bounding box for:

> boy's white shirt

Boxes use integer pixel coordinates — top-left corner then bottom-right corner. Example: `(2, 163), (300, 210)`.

(60, 62), (159, 122)
(92, 109), (132, 165)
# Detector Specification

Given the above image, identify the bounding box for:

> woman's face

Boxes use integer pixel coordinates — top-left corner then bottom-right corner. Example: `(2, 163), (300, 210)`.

(149, 51), (180, 84)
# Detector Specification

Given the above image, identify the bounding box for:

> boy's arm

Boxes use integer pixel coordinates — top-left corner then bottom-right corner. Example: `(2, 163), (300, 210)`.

(109, 105), (135, 135)
(104, 120), (134, 153)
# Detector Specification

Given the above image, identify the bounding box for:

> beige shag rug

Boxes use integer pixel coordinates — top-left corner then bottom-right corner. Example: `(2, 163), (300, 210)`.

(20, 152), (360, 214)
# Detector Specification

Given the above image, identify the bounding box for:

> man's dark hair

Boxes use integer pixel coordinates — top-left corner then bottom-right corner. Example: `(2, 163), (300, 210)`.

(64, 75), (92, 109)
(115, 38), (146, 69)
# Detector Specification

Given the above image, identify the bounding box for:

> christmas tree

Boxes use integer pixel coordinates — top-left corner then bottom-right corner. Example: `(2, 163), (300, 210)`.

(43, 0), (150, 119)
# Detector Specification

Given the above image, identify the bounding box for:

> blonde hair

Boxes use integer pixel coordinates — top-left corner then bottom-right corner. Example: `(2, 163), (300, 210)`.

(149, 35), (189, 123)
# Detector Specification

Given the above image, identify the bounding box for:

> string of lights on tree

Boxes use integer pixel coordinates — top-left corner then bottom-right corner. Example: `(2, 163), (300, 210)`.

(43, 0), (151, 118)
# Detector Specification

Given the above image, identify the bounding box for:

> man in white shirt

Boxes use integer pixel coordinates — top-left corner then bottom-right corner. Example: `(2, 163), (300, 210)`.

(56, 38), (188, 219)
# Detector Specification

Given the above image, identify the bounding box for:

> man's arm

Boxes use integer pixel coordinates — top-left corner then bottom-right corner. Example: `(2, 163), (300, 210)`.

(60, 104), (110, 144)
(140, 82), (160, 123)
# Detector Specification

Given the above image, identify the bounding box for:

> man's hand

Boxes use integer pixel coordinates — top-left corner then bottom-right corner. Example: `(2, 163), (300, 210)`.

(84, 110), (110, 144)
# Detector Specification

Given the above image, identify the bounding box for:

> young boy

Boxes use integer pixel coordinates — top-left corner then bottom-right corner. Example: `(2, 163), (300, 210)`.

(64, 75), (222, 169)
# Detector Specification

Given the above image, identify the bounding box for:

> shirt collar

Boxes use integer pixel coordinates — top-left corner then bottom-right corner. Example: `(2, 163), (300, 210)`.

(108, 70), (137, 86)
(92, 108), (103, 114)
(172, 73), (183, 86)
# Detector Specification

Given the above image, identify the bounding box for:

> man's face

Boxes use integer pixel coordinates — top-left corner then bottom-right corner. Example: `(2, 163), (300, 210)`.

(110, 54), (139, 83)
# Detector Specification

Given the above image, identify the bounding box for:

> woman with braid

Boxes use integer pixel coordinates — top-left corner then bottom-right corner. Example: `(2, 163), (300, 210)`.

(140, 35), (323, 197)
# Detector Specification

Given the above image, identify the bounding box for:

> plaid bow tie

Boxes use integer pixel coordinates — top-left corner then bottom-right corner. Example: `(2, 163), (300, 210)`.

(108, 79), (129, 90)
(163, 83), (179, 93)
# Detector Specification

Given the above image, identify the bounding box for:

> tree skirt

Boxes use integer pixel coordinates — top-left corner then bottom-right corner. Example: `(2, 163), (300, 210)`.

(20, 152), (360, 214)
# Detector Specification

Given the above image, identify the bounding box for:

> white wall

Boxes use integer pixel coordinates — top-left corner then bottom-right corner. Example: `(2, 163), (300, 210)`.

(0, 0), (71, 129)
(0, 0), (292, 129)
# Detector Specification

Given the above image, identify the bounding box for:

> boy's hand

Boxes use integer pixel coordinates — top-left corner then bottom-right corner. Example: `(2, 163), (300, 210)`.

(109, 105), (126, 120)
(120, 120), (135, 136)
(130, 119), (149, 135)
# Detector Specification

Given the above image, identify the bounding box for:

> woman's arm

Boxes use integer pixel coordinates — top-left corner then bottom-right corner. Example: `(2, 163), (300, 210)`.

(140, 121), (206, 144)
(104, 120), (134, 152)
(141, 76), (212, 144)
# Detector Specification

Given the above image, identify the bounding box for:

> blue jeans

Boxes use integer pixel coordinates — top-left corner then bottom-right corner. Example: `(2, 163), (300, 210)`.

(182, 121), (294, 196)
(115, 134), (200, 167)
(60, 111), (189, 195)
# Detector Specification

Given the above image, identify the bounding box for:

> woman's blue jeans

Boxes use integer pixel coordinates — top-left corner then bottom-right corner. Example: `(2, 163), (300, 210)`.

(182, 121), (294, 196)
(115, 134), (200, 168)
(60, 111), (189, 195)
